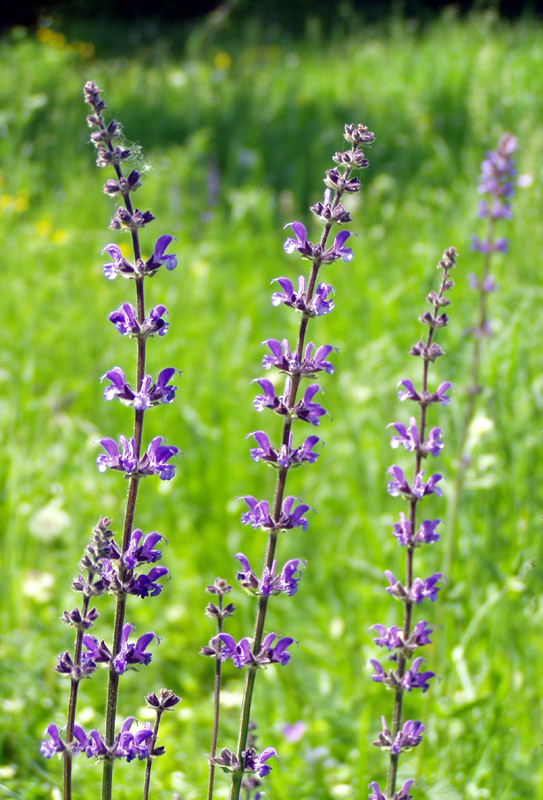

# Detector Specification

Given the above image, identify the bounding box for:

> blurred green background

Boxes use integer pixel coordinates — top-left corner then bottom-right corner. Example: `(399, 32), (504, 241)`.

(0, 3), (542, 798)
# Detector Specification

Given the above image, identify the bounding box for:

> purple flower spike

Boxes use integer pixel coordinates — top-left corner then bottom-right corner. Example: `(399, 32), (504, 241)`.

(371, 249), (455, 792)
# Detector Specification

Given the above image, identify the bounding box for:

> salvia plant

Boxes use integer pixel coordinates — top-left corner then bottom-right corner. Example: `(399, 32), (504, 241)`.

(445, 133), (516, 575)
(40, 82), (180, 799)
(34, 79), (473, 800)
(200, 123), (375, 799)
(368, 247), (457, 800)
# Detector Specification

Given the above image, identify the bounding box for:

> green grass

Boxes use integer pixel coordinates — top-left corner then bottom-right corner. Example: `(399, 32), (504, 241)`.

(0, 8), (542, 799)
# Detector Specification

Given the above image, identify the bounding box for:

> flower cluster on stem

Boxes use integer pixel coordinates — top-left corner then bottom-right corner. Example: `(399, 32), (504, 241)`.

(444, 134), (516, 576)
(200, 124), (374, 800)
(40, 82), (180, 800)
(368, 247), (457, 799)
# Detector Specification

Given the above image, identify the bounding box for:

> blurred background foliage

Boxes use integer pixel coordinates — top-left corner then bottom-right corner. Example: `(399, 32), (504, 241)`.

(0, 2), (542, 798)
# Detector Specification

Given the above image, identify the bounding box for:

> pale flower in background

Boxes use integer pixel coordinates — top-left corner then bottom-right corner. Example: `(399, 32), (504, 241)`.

(28, 496), (70, 542)
(22, 571), (55, 602)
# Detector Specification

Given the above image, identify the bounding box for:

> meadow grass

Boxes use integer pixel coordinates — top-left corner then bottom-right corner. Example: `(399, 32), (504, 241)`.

(0, 9), (542, 799)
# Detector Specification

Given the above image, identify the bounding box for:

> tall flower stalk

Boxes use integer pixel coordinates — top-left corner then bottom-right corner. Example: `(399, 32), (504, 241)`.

(444, 134), (516, 577)
(201, 124), (375, 799)
(40, 82), (180, 800)
(368, 247), (457, 800)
